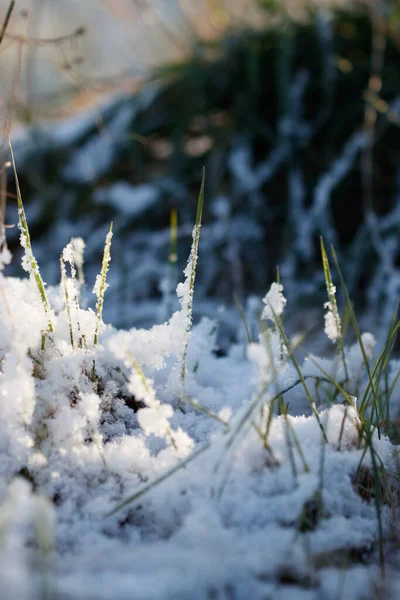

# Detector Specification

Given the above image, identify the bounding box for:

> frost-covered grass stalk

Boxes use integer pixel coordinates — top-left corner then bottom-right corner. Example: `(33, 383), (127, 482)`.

(263, 286), (328, 443)
(233, 292), (253, 345)
(330, 246), (381, 424)
(93, 223), (113, 346)
(60, 255), (74, 348)
(321, 238), (348, 384)
(8, 140), (53, 335)
(166, 208), (178, 319)
(317, 243), (400, 573)
(180, 169), (205, 391)
(62, 240), (85, 348)
(263, 326), (310, 477)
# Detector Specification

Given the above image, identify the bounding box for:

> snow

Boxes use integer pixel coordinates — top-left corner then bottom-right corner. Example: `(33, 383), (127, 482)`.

(0, 244), (12, 270)
(93, 182), (160, 218)
(0, 229), (400, 600)
(261, 282), (287, 322)
(324, 297), (340, 343)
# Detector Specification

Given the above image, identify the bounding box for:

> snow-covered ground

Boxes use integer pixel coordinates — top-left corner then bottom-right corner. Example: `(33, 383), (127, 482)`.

(0, 202), (400, 599)
(1, 2), (399, 597)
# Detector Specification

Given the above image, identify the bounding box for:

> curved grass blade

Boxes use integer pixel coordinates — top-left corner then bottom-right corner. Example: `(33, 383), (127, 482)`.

(233, 292), (253, 345)
(321, 237), (348, 384)
(330, 246), (379, 428)
(60, 256), (74, 348)
(105, 442), (210, 518)
(270, 303), (328, 442)
(8, 138), (53, 333)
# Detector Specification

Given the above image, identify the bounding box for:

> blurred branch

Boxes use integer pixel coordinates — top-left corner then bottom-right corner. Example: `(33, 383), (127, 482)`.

(3, 26), (86, 47)
(0, 0), (14, 47)
(0, 1), (15, 241)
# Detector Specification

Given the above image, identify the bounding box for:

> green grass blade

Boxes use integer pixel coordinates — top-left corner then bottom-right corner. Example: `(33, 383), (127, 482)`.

(358, 319), (400, 425)
(321, 237), (348, 384)
(280, 400), (310, 473)
(233, 292), (253, 344)
(330, 246), (378, 429)
(60, 256), (74, 348)
(66, 240), (84, 348)
(300, 349), (354, 408)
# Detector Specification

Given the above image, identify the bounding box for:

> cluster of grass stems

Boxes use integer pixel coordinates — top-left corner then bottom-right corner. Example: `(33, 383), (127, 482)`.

(7, 157), (400, 580)
(8, 139), (113, 351)
(109, 179), (398, 581)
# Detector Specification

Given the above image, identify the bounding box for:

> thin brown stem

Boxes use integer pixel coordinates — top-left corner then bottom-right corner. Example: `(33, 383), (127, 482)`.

(0, 0), (15, 47)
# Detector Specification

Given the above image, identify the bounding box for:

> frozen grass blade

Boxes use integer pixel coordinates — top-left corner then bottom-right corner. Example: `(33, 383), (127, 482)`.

(93, 223), (113, 346)
(214, 393), (309, 499)
(72, 237), (85, 288)
(61, 241), (85, 349)
(300, 349), (354, 408)
(213, 377), (316, 497)
(330, 246), (379, 427)
(262, 324), (310, 473)
(69, 241), (84, 348)
(279, 399), (310, 478)
(355, 426), (386, 575)
(106, 442), (210, 518)
(321, 238), (348, 384)
(60, 256), (74, 348)
(8, 139), (53, 334)
(179, 394), (229, 428)
(270, 303), (328, 443)
(283, 409), (310, 474)
(127, 351), (151, 395)
(360, 320), (400, 426)
(180, 168), (205, 391)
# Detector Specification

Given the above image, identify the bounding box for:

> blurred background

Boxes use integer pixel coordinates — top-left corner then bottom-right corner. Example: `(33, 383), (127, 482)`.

(1, 0), (400, 346)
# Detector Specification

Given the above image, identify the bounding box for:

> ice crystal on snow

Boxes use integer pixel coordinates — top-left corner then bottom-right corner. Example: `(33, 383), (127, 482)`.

(324, 300), (339, 342)
(261, 282), (287, 321)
